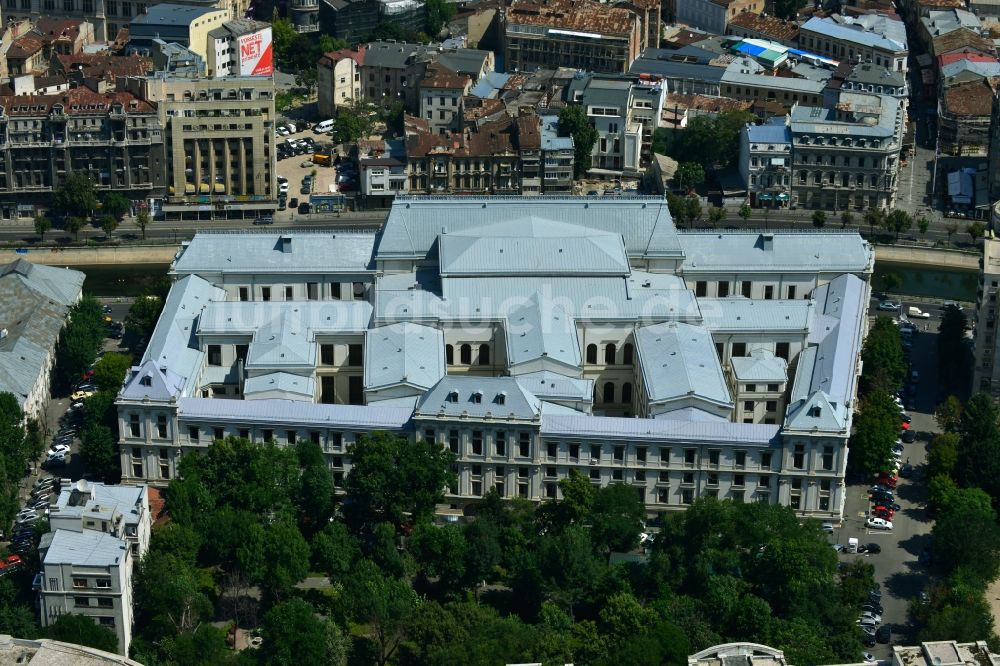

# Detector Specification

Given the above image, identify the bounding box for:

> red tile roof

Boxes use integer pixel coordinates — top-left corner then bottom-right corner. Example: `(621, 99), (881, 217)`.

(420, 64), (471, 90)
(56, 52), (153, 79)
(728, 11), (800, 42)
(507, 0), (637, 38)
(941, 78), (997, 117)
(938, 50), (999, 67)
(0, 86), (155, 116)
(319, 45), (365, 68)
(7, 35), (45, 60)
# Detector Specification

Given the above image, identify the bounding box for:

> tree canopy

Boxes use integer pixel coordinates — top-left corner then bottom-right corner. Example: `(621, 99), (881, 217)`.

(52, 173), (97, 219)
(557, 105), (599, 178)
(665, 111), (756, 170)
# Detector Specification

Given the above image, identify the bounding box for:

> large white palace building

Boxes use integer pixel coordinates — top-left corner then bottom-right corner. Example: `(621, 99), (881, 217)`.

(115, 196), (873, 519)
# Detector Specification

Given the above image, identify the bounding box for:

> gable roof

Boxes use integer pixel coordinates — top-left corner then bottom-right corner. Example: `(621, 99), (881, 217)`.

(504, 294), (581, 369)
(679, 231), (872, 274)
(363, 323), (446, 391)
(414, 376), (541, 420)
(514, 371), (593, 403)
(243, 372), (316, 400)
(634, 322), (732, 407)
(377, 196), (683, 262)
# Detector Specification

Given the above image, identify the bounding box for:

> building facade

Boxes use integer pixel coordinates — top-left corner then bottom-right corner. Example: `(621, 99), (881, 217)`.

(418, 65), (472, 135)
(115, 196), (873, 521)
(788, 92), (905, 211)
(739, 117), (792, 207)
(504, 0), (642, 74)
(127, 4), (231, 62)
(799, 14), (909, 74)
(126, 74), (277, 221)
(972, 232), (1000, 396)
(675, 0), (764, 36)
(317, 46), (364, 116)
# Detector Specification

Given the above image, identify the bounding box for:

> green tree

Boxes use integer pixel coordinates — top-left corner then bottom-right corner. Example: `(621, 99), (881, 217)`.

(840, 211), (854, 228)
(669, 111), (755, 169)
(133, 550), (214, 638)
(33, 215), (51, 241)
(333, 99), (377, 144)
(409, 522), (467, 592)
(686, 197), (703, 224)
(968, 220), (986, 243)
(344, 431), (455, 531)
(864, 208), (884, 236)
(667, 193), (689, 226)
(134, 209), (151, 240)
(79, 424), (119, 482)
(848, 391), (899, 476)
(812, 210), (827, 228)
(53, 173), (97, 219)
(100, 214), (118, 238)
(558, 105), (599, 178)
(92, 352), (131, 393)
(938, 305), (970, 392)
(64, 215), (84, 241)
(708, 206), (726, 227)
(932, 494), (1000, 588)
(920, 595), (999, 645)
(917, 216), (930, 236)
(536, 526), (603, 617)
(259, 518), (310, 602)
(883, 209), (912, 241)
(927, 432), (959, 479)
(878, 272), (902, 295)
(590, 483), (645, 553)
(296, 441), (335, 534)
(677, 161), (706, 191)
(957, 393), (1000, 498)
(45, 613), (119, 653)
(124, 294), (163, 340)
(738, 203), (752, 222)
(260, 598), (347, 666)
(945, 221), (959, 243)
(101, 192), (130, 220)
(774, 0), (808, 19)
(935, 396), (964, 433)
(859, 317), (906, 395)
(425, 0), (456, 35)
(651, 128), (671, 155)
(349, 560), (419, 666)
(160, 624), (234, 666)
(311, 521), (362, 583)
(53, 297), (104, 391)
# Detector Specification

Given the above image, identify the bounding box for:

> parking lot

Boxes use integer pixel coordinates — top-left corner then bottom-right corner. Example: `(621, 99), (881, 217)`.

(274, 124), (343, 222)
(828, 302), (941, 657)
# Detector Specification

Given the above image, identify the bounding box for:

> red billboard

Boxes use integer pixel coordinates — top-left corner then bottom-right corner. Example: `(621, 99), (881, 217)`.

(238, 28), (273, 77)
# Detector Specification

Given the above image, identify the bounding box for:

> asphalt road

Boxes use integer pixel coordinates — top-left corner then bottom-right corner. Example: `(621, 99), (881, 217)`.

(829, 299), (943, 659)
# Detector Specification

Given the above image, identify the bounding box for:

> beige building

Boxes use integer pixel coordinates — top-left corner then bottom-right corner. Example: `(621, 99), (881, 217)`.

(675, 0), (764, 36)
(418, 65), (472, 135)
(973, 230), (1000, 396)
(317, 46), (364, 116)
(126, 74), (277, 221)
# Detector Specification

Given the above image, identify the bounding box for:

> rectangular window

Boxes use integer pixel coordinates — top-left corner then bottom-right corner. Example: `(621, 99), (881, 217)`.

(285, 286), (294, 300)
(214, 427), (224, 440)
(569, 443), (579, 461)
(236, 345), (249, 364)
(614, 446), (624, 462)
(744, 400), (755, 411)
(310, 431), (321, 444)
(659, 447), (670, 464)
(207, 345), (222, 366)
(495, 432), (506, 457)
(472, 431), (483, 455)
(759, 475), (771, 488)
(239, 428), (249, 439)
(75, 597), (90, 608)
(695, 281), (707, 297)
(764, 285), (774, 300)
(348, 344), (363, 366)
(262, 429), (273, 442)
(775, 342), (789, 360)
(591, 444), (601, 461)
(793, 444), (805, 469)
(331, 283), (342, 299)
(238, 286), (249, 301)
(129, 414), (140, 437)
(761, 452), (772, 468)
(732, 342), (747, 357)
(547, 442), (557, 459)
(822, 446), (834, 470)
(449, 430), (459, 454)
(636, 447), (647, 463)
(321, 344), (334, 365)
(709, 450), (719, 465)
(307, 282), (319, 300)
(261, 287), (271, 301)
(741, 281), (752, 297)
(766, 400), (777, 412)
(518, 433), (530, 457)
(286, 431), (297, 444)
(73, 578), (88, 589)
(98, 598), (113, 608)
(734, 474), (745, 487)
(156, 415), (167, 439)
(348, 376), (363, 405)
(787, 285), (797, 299)
(735, 450), (746, 468)
(718, 281), (730, 297)
(767, 383), (779, 392)
(685, 448), (696, 465)
(188, 427), (199, 442)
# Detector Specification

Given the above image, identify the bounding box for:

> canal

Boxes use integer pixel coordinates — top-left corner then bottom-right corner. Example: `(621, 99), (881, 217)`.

(76, 264), (170, 298)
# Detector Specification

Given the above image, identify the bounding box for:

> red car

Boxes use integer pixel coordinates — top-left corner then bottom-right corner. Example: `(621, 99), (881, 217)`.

(875, 476), (897, 489)
(0, 554), (23, 575)
(872, 506), (894, 519)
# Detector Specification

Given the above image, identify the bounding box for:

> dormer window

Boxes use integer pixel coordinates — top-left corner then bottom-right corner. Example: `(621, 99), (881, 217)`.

(446, 390), (459, 403)
(495, 391), (506, 405)
(808, 405), (821, 417)
(140, 375), (152, 387)
(471, 391), (483, 404)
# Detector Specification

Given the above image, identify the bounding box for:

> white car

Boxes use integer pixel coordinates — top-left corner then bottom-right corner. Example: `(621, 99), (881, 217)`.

(47, 444), (70, 457)
(863, 652), (876, 663)
(279, 182), (289, 194)
(277, 126), (290, 136)
(860, 611), (882, 624)
(15, 510), (38, 524)
(866, 517), (893, 530)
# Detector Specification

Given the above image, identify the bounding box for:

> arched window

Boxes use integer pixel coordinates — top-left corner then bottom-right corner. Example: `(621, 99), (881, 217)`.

(460, 344), (471, 364)
(622, 382), (632, 404)
(604, 344), (617, 365)
(478, 344), (490, 365)
(445, 344), (454, 365)
(603, 382), (615, 403)
(586, 344), (598, 364)
(623, 343), (634, 365)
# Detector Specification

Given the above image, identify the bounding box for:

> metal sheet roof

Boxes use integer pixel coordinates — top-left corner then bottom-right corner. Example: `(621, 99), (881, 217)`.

(505, 294), (581, 368)
(172, 231), (377, 276)
(634, 322), (732, 406)
(514, 371), (592, 402)
(746, 118), (791, 144)
(244, 372), (316, 400)
(731, 351), (788, 382)
(177, 396), (413, 429)
(415, 376), (541, 420)
(699, 298), (814, 332)
(679, 231), (872, 273)
(363, 323), (445, 391)
(376, 196), (683, 261)
(44, 528), (127, 567)
(542, 413), (781, 445)
(801, 15), (907, 52)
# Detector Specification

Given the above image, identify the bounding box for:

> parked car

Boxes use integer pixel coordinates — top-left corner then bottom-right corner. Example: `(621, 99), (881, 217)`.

(877, 302), (900, 311)
(872, 506), (894, 520)
(907, 306), (931, 319)
(901, 429), (916, 443)
(69, 390), (94, 401)
(876, 625), (891, 644)
(862, 601), (884, 614)
(900, 463), (914, 478)
(866, 517), (893, 530)
(820, 521), (834, 533)
(47, 444), (70, 457)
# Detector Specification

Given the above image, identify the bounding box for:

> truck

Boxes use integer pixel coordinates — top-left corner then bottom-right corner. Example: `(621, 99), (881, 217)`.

(313, 153), (331, 166)
(907, 306), (931, 319)
(848, 537), (859, 554)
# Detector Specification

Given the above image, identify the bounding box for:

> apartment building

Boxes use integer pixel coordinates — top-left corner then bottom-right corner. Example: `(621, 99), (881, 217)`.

(126, 73), (277, 221)
(418, 65), (472, 135)
(505, 0), (642, 74)
(317, 46), (364, 115)
(115, 196), (872, 520)
(37, 480), (151, 656)
(319, 0), (424, 43)
(0, 85), (165, 218)
(675, 0), (763, 36)
(206, 18), (272, 77)
(727, 12), (799, 46)
(127, 4), (231, 62)
(788, 92), (905, 211)
(739, 117), (792, 208)
(972, 234), (1000, 396)
(799, 14), (908, 73)
(938, 78), (994, 157)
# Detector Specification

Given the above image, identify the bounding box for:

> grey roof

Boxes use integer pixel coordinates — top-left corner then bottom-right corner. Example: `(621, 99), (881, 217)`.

(414, 376), (541, 420)
(44, 529), (127, 568)
(542, 413), (781, 445)
(0, 260), (83, 408)
(514, 371), (592, 403)
(785, 274), (867, 432)
(653, 406), (730, 422)
(53, 480), (146, 528)
(921, 9), (982, 37)
(124, 275), (225, 400)
(679, 231), (872, 274)
(470, 71), (510, 98)
(629, 47), (727, 82)
(634, 322), (732, 407)
(746, 118), (790, 144)
(431, 48), (492, 77)
(211, 18), (270, 39)
(438, 220), (630, 276)
(720, 69), (828, 93)
(731, 351), (788, 382)
(176, 396), (413, 430)
(376, 196), (683, 261)
(578, 76), (632, 110)
(363, 323), (445, 391)
(801, 15), (907, 52)
(540, 115), (574, 152)
(375, 270), (699, 325)
(699, 298), (814, 332)
(789, 93), (901, 138)
(942, 58), (1000, 80)
(363, 41), (422, 69)
(504, 293), (581, 369)
(119, 359), (187, 402)
(172, 231), (377, 276)
(131, 3), (222, 27)
(244, 372), (316, 400)
(847, 63), (907, 88)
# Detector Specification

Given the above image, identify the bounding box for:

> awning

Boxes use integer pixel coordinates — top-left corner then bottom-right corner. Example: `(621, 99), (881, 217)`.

(759, 193), (773, 201)
(776, 192), (790, 201)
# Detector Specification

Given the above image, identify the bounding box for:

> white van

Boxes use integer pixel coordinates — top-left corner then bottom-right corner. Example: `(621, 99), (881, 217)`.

(907, 306), (930, 319)
(315, 119), (334, 133)
(286, 122), (297, 133)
